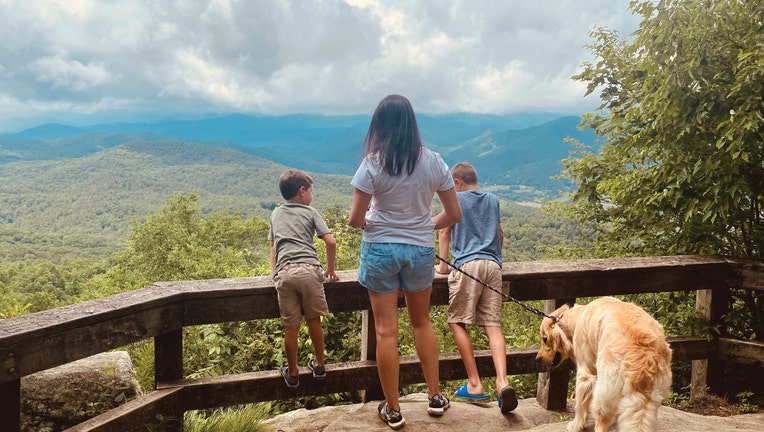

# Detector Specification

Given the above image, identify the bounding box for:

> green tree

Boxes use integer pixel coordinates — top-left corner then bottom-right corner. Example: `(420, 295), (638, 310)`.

(315, 204), (363, 271)
(84, 192), (271, 298)
(558, 0), (764, 339)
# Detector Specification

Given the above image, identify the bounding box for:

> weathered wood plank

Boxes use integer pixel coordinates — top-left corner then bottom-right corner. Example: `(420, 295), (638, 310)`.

(22, 331), (721, 432)
(64, 387), (183, 432)
(0, 255), (735, 386)
(669, 336), (717, 361)
(724, 258), (764, 292)
(0, 284), (183, 343)
(0, 256), (737, 384)
(506, 255), (728, 278)
(165, 350), (544, 411)
(0, 378), (20, 432)
(156, 337), (711, 412)
(1, 305), (182, 384)
(507, 256), (730, 300)
(717, 338), (764, 366)
(155, 330), (184, 387)
(44, 336), (722, 432)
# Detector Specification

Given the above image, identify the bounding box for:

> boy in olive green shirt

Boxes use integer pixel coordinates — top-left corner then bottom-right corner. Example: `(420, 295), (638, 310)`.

(269, 169), (339, 388)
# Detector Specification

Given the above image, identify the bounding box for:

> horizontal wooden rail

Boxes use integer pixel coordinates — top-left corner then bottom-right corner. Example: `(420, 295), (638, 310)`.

(0, 254), (733, 385)
(63, 335), (757, 432)
(144, 336), (722, 411)
(1, 254), (761, 432)
(717, 338), (764, 366)
(67, 388), (184, 432)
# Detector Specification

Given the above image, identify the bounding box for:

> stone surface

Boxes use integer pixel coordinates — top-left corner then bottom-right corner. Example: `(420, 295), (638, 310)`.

(264, 393), (764, 432)
(20, 351), (142, 432)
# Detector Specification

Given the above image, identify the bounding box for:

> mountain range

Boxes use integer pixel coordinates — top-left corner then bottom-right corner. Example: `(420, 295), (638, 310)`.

(0, 112), (598, 192)
(0, 112), (598, 263)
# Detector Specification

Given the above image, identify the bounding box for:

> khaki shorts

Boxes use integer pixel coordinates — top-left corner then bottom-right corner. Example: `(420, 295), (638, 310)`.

(274, 263), (329, 327)
(447, 259), (503, 327)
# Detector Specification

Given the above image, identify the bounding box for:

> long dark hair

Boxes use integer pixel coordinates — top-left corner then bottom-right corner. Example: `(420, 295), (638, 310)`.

(362, 94), (423, 176)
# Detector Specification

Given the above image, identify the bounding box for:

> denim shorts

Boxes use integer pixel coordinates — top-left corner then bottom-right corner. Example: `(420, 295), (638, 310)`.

(358, 241), (435, 294)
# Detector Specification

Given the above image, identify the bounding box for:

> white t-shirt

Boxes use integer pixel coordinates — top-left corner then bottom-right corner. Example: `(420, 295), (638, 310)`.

(351, 147), (455, 247)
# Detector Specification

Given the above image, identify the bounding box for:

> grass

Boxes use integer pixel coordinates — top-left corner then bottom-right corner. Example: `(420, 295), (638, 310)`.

(183, 404), (272, 432)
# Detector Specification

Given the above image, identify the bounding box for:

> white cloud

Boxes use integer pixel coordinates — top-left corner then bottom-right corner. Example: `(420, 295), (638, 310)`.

(0, 0), (641, 130)
(30, 55), (114, 91)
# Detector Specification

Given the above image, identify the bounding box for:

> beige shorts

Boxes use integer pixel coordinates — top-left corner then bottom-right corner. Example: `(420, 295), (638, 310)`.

(447, 259), (503, 327)
(274, 263), (329, 327)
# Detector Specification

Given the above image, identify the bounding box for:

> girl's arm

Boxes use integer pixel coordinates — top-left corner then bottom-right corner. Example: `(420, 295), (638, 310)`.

(432, 187), (461, 230)
(435, 226), (452, 274)
(349, 188), (372, 228)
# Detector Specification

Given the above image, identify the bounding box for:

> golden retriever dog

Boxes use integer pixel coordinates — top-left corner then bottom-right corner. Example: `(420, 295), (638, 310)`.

(536, 296), (672, 432)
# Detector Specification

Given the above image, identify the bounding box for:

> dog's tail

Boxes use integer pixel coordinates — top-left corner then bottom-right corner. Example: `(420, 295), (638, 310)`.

(625, 331), (673, 394)
(617, 393), (662, 432)
(620, 354), (673, 432)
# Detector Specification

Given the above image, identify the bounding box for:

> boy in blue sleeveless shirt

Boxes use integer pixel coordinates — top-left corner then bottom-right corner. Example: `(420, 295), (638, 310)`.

(435, 161), (517, 413)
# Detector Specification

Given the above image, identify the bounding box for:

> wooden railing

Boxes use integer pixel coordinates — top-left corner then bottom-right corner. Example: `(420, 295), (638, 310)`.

(1, 255), (763, 432)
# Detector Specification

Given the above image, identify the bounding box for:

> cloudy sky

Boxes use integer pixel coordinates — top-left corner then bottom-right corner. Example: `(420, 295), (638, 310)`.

(0, 0), (641, 132)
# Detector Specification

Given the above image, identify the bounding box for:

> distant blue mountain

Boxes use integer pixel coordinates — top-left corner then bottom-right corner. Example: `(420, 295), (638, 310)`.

(0, 112), (597, 195)
(1, 112), (565, 143)
(438, 115), (598, 189)
(1, 113), (371, 144)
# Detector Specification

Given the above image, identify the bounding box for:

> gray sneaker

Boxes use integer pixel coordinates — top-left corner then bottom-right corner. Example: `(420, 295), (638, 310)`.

(308, 358), (326, 380)
(378, 400), (405, 429)
(278, 364), (299, 388)
(427, 393), (450, 416)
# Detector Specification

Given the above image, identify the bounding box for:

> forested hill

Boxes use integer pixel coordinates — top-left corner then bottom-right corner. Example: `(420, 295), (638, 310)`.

(0, 113), (595, 263)
(0, 140), (353, 244)
(0, 112), (597, 192)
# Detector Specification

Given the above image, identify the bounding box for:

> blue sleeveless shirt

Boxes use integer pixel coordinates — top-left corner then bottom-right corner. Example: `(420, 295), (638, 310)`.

(451, 190), (502, 269)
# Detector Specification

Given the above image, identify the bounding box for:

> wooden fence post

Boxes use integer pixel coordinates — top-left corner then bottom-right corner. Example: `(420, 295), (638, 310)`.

(536, 298), (574, 411)
(155, 329), (184, 431)
(0, 378), (20, 432)
(692, 287), (729, 399)
(360, 309), (384, 402)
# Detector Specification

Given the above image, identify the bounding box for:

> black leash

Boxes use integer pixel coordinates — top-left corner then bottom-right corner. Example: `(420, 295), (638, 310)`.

(435, 254), (558, 322)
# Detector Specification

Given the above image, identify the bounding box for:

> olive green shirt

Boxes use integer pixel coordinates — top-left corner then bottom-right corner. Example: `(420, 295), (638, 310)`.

(268, 203), (330, 275)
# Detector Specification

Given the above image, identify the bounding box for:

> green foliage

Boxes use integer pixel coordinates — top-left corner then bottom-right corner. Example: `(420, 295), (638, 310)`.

(500, 201), (588, 261)
(81, 192), (271, 298)
(146, 404), (270, 432)
(0, 259), (108, 312)
(566, 0), (764, 256)
(182, 405), (270, 432)
(0, 298), (32, 319)
(99, 198), (367, 413)
(315, 204), (363, 271)
(0, 140), (353, 262)
(735, 391), (759, 414)
(560, 0), (764, 339)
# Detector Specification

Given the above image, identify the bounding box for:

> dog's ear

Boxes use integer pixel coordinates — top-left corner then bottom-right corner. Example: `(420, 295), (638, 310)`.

(554, 303), (571, 317)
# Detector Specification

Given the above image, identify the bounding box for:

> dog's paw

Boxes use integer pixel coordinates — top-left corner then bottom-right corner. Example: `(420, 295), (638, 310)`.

(566, 419), (585, 432)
